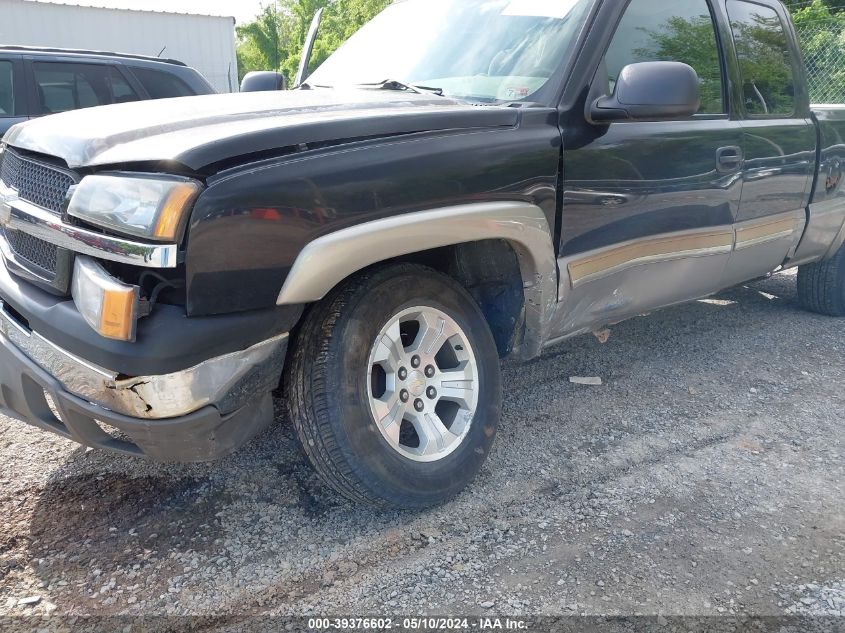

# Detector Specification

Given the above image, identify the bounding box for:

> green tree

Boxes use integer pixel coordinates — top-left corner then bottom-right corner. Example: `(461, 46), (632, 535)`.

(236, 3), (308, 82)
(634, 15), (724, 113)
(784, 0), (845, 12)
(635, 1), (845, 110)
(236, 0), (391, 85)
(791, 0), (845, 102)
(731, 9), (797, 114)
(308, 0), (391, 74)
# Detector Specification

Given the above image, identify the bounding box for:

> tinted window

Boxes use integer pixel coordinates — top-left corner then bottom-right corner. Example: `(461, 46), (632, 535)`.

(0, 61), (14, 117)
(727, 0), (796, 116)
(106, 67), (139, 104)
(604, 0), (724, 114)
(33, 62), (139, 114)
(131, 67), (195, 99)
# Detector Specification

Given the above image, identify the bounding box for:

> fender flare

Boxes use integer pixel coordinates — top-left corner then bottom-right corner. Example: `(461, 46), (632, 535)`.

(276, 201), (558, 359)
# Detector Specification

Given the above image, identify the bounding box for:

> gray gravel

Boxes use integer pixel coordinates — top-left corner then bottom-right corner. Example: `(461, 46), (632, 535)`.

(0, 270), (842, 623)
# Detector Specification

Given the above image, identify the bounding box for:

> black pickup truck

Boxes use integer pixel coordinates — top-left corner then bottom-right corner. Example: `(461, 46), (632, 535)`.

(1, 0), (844, 508)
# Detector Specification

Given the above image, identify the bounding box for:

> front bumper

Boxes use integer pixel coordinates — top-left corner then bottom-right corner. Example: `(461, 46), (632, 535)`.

(0, 301), (287, 462)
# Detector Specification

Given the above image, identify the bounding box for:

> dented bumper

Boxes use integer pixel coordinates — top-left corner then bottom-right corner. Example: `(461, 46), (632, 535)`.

(0, 300), (287, 419)
(0, 301), (285, 461)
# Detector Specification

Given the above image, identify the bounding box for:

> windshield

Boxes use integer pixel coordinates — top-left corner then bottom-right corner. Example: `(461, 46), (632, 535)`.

(308, 0), (595, 103)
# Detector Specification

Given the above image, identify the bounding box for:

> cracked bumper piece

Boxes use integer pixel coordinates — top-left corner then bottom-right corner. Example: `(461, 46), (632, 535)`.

(0, 301), (285, 461)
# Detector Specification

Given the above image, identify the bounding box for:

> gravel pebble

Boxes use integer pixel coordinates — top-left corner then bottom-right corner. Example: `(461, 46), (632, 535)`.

(0, 271), (841, 620)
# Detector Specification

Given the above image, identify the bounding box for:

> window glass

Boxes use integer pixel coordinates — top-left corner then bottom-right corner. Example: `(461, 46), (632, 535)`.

(727, 0), (795, 115)
(307, 0), (596, 103)
(75, 74), (99, 109)
(604, 0), (724, 114)
(0, 61), (14, 117)
(105, 67), (140, 104)
(131, 67), (195, 99)
(33, 62), (124, 114)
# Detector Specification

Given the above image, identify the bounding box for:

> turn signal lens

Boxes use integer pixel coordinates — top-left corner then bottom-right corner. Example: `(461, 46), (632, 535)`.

(153, 183), (200, 240)
(72, 256), (139, 342)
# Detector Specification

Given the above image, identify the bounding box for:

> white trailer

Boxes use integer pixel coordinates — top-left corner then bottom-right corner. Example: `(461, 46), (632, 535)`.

(0, 0), (238, 93)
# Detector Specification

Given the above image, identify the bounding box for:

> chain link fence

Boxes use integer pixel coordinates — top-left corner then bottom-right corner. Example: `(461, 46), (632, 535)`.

(795, 22), (845, 104)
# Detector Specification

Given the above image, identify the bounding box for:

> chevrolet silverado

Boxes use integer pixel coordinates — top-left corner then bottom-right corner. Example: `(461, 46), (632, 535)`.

(1, 0), (843, 508)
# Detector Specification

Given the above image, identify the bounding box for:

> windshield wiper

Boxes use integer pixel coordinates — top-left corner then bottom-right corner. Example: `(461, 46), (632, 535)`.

(359, 79), (445, 96)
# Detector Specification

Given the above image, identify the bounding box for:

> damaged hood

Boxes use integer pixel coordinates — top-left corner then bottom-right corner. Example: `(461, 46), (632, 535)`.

(2, 88), (518, 172)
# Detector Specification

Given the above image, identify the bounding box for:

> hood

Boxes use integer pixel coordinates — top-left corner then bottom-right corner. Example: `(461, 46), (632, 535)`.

(3, 89), (519, 172)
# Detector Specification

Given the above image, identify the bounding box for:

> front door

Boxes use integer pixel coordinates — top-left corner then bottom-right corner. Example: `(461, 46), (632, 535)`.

(554, 0), (743, 338)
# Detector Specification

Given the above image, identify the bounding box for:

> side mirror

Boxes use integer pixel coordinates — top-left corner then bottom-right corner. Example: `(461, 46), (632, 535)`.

(590, 61), (700, 123)
(240, 71), (287, 93)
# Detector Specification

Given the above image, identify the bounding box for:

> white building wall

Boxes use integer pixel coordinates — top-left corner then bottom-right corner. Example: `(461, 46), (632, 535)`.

(0, 0), (238, 92)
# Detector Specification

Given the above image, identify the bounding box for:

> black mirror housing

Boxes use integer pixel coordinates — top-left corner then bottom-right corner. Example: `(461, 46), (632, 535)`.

(590, 61), (700, 123)
(240, 71), (287, 93)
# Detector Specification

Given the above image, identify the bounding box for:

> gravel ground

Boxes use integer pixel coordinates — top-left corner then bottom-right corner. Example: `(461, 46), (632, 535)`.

(0, 270), (842, 628)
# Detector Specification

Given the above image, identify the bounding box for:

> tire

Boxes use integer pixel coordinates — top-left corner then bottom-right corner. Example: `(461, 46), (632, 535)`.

(797, 242), (845, 317)
(284, 263), (502, 509)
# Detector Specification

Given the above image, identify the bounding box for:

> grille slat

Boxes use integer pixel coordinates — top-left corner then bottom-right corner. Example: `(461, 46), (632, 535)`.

(0, 148), (76, 292)
(3, 228), (59, 275)
(0, 149), (76, 215)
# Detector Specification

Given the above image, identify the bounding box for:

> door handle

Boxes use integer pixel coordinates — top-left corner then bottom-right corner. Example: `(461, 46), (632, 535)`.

(716, 146), (743, 173)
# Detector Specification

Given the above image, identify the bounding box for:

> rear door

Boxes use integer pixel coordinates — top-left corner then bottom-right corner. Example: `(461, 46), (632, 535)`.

(0, 55), (28, 137)
(556, 0), (743, 337)
(720, 0), (815, 284)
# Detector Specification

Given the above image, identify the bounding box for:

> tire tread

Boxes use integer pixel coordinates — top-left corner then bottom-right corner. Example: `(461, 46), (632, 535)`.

(286, 268), (387, 506)
(797, 243), (845, 317)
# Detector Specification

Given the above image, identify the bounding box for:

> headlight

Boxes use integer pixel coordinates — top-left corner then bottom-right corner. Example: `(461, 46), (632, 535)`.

(68, 174), (202, 242)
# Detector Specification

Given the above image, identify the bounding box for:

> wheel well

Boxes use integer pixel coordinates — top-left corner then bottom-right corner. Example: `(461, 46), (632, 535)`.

(389, 240), (526, 358)
(279, 239), (527, 395)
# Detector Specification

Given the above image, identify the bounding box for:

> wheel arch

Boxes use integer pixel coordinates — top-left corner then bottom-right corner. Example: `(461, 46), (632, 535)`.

(276, 202), (558, 359)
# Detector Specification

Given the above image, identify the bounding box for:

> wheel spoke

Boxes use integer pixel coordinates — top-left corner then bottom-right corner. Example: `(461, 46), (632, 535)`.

(371, 392), (397, 420)
(437, 363), (475, 408)
(447, 409), (472, 437)
(372, 320), (404, 368)
(412, 312), (449, 357)
(374, 394), (403, 445)
(409, 411), (453, 456)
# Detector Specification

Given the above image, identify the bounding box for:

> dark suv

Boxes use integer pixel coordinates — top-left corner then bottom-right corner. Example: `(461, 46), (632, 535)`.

(0, 46), (215, 136)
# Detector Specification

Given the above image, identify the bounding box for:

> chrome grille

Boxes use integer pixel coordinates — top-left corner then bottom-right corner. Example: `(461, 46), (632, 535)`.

(0, 148), (76, 215)
(3, 228), (59, 275)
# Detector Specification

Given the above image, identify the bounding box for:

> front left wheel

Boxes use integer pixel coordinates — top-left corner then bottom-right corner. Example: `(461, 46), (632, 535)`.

(285, 264), (502, 509)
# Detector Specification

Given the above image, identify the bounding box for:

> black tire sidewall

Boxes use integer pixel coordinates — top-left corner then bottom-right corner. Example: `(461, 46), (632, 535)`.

(798, 242), (845, 316)
(323, 267), (501, 506)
